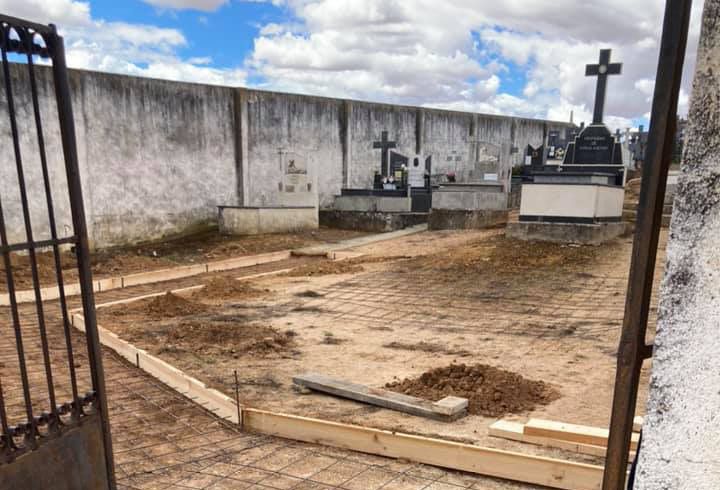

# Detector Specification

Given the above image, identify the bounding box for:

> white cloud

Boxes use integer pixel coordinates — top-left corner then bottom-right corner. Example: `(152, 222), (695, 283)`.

(0, 0), (91, 26)
(4, 0), (247, 87)
(248, 0), (705, 126)
(142, 0), (229, 12)
(1, 0), (704, 126)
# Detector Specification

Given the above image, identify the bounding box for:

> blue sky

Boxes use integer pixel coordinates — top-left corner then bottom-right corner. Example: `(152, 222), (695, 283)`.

(7, 0), (705, 130)
(89, 1), (280, 71)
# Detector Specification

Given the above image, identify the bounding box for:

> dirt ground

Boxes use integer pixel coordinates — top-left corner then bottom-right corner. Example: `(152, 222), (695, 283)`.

(96, 227), (666, 467)
(0, 227), (369, 291)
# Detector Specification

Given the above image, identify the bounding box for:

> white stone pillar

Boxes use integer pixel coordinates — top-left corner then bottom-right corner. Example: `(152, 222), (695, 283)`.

(636, 1), (720, 488)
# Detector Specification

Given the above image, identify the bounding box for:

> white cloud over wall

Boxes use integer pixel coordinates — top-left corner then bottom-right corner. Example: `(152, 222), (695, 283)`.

(1, 0), (705, 129)
(248, 0), (704, 129)
(3, 0), (247, 86)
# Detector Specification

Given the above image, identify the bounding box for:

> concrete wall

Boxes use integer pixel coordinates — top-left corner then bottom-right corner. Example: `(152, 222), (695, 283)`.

(219, 206), (318, 235)
(0, 64), (573, 248)
(0, 64), (237, 248)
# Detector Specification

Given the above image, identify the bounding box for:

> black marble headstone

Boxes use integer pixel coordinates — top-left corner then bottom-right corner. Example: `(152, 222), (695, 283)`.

(526, 144), (544, 168)
(572, 124), (616, 165)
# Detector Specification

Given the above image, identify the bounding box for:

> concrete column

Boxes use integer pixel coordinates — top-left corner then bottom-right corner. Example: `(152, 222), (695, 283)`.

(635, 2), (720, 488)
(415, 107), (424, 155)
(234, 88), (250, 206)
(341, 100), (352, 188)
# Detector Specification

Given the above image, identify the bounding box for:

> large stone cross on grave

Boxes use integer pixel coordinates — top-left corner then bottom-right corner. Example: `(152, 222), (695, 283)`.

(585, 49), (622, 124)
(373, 130), (397, 177)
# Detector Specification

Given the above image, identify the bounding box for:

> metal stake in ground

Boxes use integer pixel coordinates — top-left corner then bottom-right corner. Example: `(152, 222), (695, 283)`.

(602, 1), (692, 489)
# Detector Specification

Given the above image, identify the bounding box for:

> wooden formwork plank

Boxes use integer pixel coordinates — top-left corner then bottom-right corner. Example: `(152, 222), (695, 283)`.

(243, 409), (604, 490)
(293, 373), (467, 421)
(92, 284), (205, 311)
(206, 250), (291, 273)
(5, 248), (293, 305)
(524, 419), (639, 451)
(122, 263), (208, 288)
(72, 313), (240, 424)
(489, 420), (636, 459)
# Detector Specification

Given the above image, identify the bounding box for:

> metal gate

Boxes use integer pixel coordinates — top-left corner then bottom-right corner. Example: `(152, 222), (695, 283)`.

(0, 14), (115, 489)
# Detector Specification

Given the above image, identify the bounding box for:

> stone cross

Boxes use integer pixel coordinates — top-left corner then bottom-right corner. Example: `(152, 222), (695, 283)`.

(585, 49), (622, 124)
(373, 130), (397, 177)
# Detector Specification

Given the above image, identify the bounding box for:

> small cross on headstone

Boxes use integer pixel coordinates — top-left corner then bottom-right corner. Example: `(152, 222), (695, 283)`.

(373, 131), (397, 177)
(585, 49), (622, 124)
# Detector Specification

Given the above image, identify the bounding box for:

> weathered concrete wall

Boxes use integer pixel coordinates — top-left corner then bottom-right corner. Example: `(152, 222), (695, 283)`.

(0, 64), (237, 248)
(242, 90), (343, 208)
(635, 2), (720, 487)
(0, 64), (572, 248)
(348, 101), (418, 189)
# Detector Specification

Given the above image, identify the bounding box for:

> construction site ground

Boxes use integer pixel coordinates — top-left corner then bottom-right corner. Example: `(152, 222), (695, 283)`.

(0, 227), (667, 489)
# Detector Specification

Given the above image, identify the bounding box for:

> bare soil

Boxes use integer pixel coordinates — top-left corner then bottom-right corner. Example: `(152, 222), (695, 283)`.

(0, 227), (370, 292)
(193, 276), (269, 302)
(139, 292), (209, 319)
(393, 234), (599, 281)
(382, 341), (472, 357)
(385, 363), (560, 417)
(284, 260), (365, 277)
(94, 228), (665, 466)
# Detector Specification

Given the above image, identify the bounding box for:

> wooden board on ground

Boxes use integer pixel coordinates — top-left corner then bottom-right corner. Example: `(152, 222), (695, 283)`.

(244, 408), (604, 490)
(293, 373), (467, 421)
(524, 418), (639, 451)
(489, 420), (636, 459)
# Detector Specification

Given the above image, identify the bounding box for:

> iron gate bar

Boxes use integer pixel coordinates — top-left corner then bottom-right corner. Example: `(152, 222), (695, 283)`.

(0, 14), (115, 487)
(0, 42), (38, 451)
(602, 0), (692, 489)
(0, 379), (12, 457)
(0, 23), (61, 434)
(0, 236), (78, 254)
(24, 27), (82, 420)
(49, 24), (117, 485)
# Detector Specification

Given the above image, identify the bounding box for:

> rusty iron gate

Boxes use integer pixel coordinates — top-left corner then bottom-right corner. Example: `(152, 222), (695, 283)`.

(0, 14), (115, 489)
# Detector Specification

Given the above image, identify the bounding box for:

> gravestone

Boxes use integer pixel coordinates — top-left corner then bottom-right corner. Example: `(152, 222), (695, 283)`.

(408, 155), (428, 188)
(572, 125), (619, 164)
(474, 142), (502, 181)
(373, 131), (397, 177)
(277, 149), (317, 207)
(525, 144), (544, 169)
(560, 49), (625, 183)
(508, 48), (627, 244)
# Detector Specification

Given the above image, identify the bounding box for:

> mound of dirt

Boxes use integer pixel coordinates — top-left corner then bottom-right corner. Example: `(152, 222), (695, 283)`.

(196, 277), (268, 301)
(396, 235), (599, 280)
(165, 321), (295, 356)
(136, 292), (208, 319)
(385, 363), (559, 417)
(383, 341), (471, 357)
(285, 260), (364, 277)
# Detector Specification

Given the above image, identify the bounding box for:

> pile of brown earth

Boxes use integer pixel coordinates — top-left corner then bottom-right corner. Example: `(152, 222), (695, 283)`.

(397, 234), (599, 280)
(110, 292), (208, 319)
(285, 260), (364, 277)
(385, 363), (559, 417)
(195, 277), (269, 301)
(163, 320), (295, 356)
(0, 249), (79, 291)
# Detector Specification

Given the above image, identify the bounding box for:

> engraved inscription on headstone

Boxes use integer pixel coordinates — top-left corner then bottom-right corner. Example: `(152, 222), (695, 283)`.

(573, 125), (616, 164)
